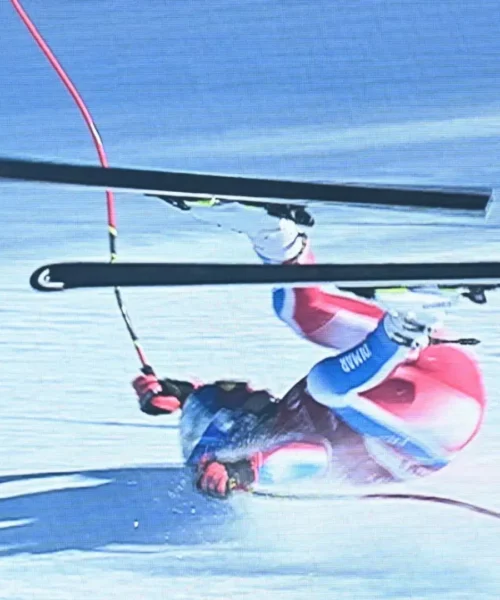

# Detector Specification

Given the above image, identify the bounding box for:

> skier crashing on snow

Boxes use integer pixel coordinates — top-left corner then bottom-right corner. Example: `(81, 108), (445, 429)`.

(132, 201), (487, 499)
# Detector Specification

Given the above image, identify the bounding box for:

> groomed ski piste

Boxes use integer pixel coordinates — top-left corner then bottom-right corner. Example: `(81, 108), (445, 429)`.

(2, 2), (500, 599)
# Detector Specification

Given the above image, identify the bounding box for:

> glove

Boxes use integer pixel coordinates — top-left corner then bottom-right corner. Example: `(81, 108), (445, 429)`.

(195, 455), (259, 499)
(382, 310), (437, 350)
(132, 374), (197, 416)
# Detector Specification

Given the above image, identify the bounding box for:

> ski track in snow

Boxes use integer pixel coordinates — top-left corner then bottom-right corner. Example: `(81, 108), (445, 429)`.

(1, 1), (500, 598)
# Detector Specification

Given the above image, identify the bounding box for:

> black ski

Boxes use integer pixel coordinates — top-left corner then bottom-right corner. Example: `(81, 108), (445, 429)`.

(0, 156), (492, 213)
(30, 261), (500, 293)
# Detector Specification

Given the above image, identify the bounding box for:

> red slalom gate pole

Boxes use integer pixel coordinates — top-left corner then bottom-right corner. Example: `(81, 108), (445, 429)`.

(11, 0), (154, 374)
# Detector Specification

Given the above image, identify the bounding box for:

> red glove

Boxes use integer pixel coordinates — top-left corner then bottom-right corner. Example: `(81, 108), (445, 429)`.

(195, 455), (260, 499)
(132, 374), (181, 415)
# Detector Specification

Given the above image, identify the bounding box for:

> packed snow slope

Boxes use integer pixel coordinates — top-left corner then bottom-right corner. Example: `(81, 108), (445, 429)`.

(1, 1), (499, 598)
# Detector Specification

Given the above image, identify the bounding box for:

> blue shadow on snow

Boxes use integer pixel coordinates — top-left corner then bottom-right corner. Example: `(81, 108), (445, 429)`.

(0, 466), (239, 556)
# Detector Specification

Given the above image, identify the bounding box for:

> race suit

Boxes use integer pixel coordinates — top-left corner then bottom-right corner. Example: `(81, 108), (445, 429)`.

(181, 233), (486, 487)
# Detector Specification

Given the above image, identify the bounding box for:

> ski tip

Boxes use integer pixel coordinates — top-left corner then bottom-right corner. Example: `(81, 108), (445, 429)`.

(30, 265), (65, 292)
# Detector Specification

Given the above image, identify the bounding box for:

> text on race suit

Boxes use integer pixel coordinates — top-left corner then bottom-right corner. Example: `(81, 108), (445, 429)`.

(339, 344), (372, 373)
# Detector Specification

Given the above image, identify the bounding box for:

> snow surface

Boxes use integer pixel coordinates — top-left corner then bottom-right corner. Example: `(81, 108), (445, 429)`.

(1, 1), (500, 598)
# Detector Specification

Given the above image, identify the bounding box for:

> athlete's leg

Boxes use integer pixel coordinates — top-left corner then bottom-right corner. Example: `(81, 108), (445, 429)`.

(368, 344), (487, 454)
(179, 200), (384, 351)
(306, 314), (456, 472)
(262, 224), (384, 352)
(306, 314), (487, 482)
